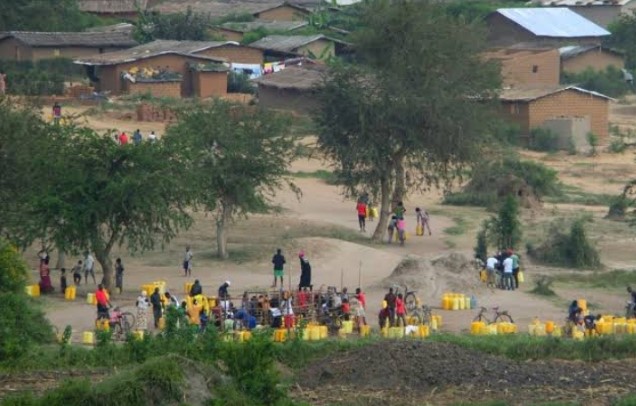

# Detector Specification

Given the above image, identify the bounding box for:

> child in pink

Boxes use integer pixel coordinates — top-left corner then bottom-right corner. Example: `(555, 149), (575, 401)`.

(395, 293), (406, 327)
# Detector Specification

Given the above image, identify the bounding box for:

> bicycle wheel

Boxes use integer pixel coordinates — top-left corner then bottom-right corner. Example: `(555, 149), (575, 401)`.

(112, 322), (124, 341)
(122, 312), (135, 334)
(405, 293), (417, 313)
(495, 313), (514, 324)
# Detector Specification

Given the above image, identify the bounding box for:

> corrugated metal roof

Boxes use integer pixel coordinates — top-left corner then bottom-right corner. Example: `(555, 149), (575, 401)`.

(495, 8), (610, 37)
(559, 44), (624, 58)
(74, 40), (231, 65)
(499, 85), (614, 101)
(250, 35), (327, 53)
(0, 31), (137, 48)
(535, 0), (633, 6)
(220, 20), (308, 33)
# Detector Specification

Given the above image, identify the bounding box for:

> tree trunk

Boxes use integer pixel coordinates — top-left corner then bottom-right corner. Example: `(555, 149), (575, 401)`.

(372, 177), (393, 241)
(216, 202), (232, 259)
(55, 250), (66, 270)
(391, 154), (406, 208)
(94, 248), (113, 290)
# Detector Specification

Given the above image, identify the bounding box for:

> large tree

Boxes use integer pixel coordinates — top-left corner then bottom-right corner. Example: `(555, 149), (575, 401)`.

(315, 0), (501, 241)
(606, 11), (636, 69)
(164, 100), (299, 259)
(4, 120), (192, 290)
(0, 0), (101, 32)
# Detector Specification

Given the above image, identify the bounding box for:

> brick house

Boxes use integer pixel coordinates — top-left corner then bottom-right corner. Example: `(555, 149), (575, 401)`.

(214, 20), (308, 42)
(253, 63), (324, 113)
(74, 41), (230, 97)
(0, 31), (137, 62)
(252, 2), (313, 21)
(533, 0), (636, 28)
(559, 45), (625, 74)
(486, 8), (610, 47)
(77, 0), (149, 19)
(250, 35), (349, 60)
(499, 85), (612, 139)
(483, 47), (560, 87)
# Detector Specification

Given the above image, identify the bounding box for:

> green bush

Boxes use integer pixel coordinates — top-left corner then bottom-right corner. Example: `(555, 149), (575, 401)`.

(0, 59), (77, 96)
(474, 228), (488, 261)
(609, 137), (628, 153)
(561, 66), (631, 98)
(0, 239), (28, 293)
(527, 218), (601, 269)
(227, 71), (255, 94)
(0, 293), (53, 360)
(528, 127), (561, 152)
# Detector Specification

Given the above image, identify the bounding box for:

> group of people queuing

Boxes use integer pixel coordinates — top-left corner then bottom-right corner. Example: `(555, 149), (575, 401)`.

(567, 288), (636, 335)
(483, 249), (521, 291)
(38, 250), (115, 295)
(378, 287), (408, 328)
(116, 128), (158, 145)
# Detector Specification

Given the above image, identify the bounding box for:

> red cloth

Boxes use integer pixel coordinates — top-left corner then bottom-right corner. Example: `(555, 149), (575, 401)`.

(342, 302), (350, 314)
(284, 314), (294, 328)
(95, 289), (109, 306)
(357, 292), (366, 309)
(356, 202), (367, 216)
(119, 133), (128, 145)
(396, 297), (406, 315)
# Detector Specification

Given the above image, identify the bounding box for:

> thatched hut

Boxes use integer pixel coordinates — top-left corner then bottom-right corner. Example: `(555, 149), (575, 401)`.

(252, 64), (325, 113)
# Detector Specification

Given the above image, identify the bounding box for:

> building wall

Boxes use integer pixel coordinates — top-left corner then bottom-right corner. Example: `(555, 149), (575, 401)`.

(255, 6), (308, 21)
(500, 101), (531, 134)
(561, 49), (625, 74)
(486, 13), (604, 47)
(500, 49), (560, 86)
(195, 45), (263, 64)
(296, 39), (334, 59)
(566, 6), (621, 28)
(127, 81), (182, 98)
(257, 85), (316, 114)
(0, 38), (33, 61)
(193, 71), (227, 98)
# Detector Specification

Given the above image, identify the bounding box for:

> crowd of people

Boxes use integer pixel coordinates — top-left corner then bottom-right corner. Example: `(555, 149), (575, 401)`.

(115, 129), (158, 145)
(481, 249), (521, 291)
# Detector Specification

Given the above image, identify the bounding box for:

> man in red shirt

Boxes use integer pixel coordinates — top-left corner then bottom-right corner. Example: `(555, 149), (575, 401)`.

(95, 284), (111, 319)
(119, 132), (129, 145)
(355, 288), (366, 309)
(356, 199), (367, 232)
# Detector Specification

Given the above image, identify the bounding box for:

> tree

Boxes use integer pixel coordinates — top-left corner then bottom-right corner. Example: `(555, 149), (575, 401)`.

(606, 11), (636, 69)
(5, 122), (193, 290)
(485, 195), (522, 250)
(315, 0), (501, 241)
(164, 100), (299, 259)
(0, 0), (102, 32)
(134, 7), (212, 43)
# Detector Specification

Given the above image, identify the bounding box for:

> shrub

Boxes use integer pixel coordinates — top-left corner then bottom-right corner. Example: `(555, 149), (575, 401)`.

(528, 127), (561, 152)
(607, 193), (633, 219)
(0, 293), (53, 360)
(527, 218), (601, 269)
(561, 66), (631, 98)
(0, 59), (80, 96)
(227, 71), (255, 94)
(0, 239), (28, 293)
(587, 132), (599, 156)
(474, 227), (488, 261)
(609, 138), (628, 153)
(486, 195), (522, 250)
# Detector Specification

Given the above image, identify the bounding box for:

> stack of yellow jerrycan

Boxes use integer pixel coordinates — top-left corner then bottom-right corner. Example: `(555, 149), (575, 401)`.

(441, 293), (474, 311)
(64, 286), (76, 300)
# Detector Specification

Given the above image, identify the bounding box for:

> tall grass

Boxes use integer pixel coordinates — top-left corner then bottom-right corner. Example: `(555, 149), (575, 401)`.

(551, 269), (636, 289)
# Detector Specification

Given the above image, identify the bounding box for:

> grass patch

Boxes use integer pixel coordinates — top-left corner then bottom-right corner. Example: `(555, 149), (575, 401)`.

(444, 216), (468, 236)
(291, 169), (337, 184)
(551, 269), (636, 289)
(545, 184), (615, 206)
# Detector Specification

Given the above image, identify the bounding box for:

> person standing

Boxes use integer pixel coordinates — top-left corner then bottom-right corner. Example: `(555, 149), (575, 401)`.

(150, 287), (163, 328)
(52, 102), (62, 124)
(183, 246), (193, 277)
(298, 250), (312, 291)
(415, 207), (432, 236)
(486, 255), (498, 288)
(189, 279), (202, 296)
(84, 251), (96, 285)
(119, 131), (129, 145)
(136, 291), (150, 330)
(72, 260), (82, 286)
(355, 288), (366, 310)
(95, 284), (111, 319)
(271, 248), (286, 288)
(502, 254), (514, 291)
(396, 217), (406, 246)
(60, 268), (67, 295)
(356, 199), (367, 232)
(218, 280), (231, 300)
(387, 215), (397, 244)
(39, 257), (53, 294)
(393, 201), (406, 219)
(395, 293), (407, 327)
(148, 131), (157, 143)
(384, 288), (397, 327)
(115, 258), (124, 294)
(510, 250), (520, 289)
(132, 129), (143, 145)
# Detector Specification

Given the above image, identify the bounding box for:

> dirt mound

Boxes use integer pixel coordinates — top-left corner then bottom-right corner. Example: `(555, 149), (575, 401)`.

(375, 252), (485, 300)
(298, 341), (636, 393)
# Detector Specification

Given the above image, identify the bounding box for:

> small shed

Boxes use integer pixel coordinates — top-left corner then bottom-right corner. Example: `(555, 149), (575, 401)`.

(250, 34), (349, 60)
(214, 20), (308, 42)
(189, 62), (229, 98)
(253, 64), (324, 113)
(559, 45), (625, 74)
(252, 2), (313, 21)
(499, 85), (613, 140)
(485, 8), (610, 47)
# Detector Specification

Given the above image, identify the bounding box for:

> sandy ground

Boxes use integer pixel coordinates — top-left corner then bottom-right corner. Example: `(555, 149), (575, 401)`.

(25, 101), (636, 343)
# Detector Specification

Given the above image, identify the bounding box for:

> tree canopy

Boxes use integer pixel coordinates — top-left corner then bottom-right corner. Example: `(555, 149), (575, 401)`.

(134, 8), (212, 43)
(164, 100), (299, 259)
(606, 11), (636, 69)
(315, 0), (501, 240)
(0, 0), (103, 31)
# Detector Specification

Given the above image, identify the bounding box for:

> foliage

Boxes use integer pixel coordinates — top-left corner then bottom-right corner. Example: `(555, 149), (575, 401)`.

(0, 239), (28, 293)
(527, 218), (601, 269)
(315, 0), (501, 241)
(0, 59), (84, 95)
(444, 157), (560, 207)
(240, 27), (270, 45)
(444, 0), (528, 21)
(609, 137), (628, 153)
(529, 275), (556, 296)
(227, 71), (255, 94)
(550, 269), (636, 289)
(164, 100), (299, 258)
(606, 11), (636, 69)
(607, 179), (636, 220)
(0, 293), (53, 360)
(587, 132), (599, 156)
(528, 127), (562, 152)
(561, 66), (631, 98)
(484, 195), (522, 250)
(474, 228), (488, 261)
(134, 7), (212, 43)
(0, 0), (103, 32)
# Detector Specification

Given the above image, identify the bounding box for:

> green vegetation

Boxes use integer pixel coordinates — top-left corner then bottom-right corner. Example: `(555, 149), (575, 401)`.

(606, 11), (636, 68)
(551, 269), (636, 289)
(528, 127), (565, 152)
(292, 170), (338, 184)
(527, 218), (601, 269)
(0, 59), (84, 96)
(529, 275), (557, 297)
(545, 184), (615, 207)
(444, 216), (468, 236)
(562, 66), (632, 98)
(0, 0), (104, 31)
(134, 7), (212, 43)
(227, 71), (256, 94)
(483, 195), (522, 250)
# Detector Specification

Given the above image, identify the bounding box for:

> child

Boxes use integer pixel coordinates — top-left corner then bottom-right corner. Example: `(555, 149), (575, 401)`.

(341, 298), (350, 321)
(60, 268), (67, 295)
(387, 216), (397, 244)
(395, 293), (407, 327)
(72, 260), (82, 286)
(396, 217), (406, 246)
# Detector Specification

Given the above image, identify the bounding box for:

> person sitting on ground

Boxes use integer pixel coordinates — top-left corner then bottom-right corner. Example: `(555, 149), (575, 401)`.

(218, 280), (231, 300)
(190, 279), (202, 297)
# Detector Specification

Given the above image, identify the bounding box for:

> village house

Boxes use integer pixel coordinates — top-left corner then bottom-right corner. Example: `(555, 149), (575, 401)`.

(77, 0), (149, 19)
(0, 31), (137, 62)
(559, 45), (625, 74)
(252, 2), (314, 21)
(250, 34), (348, 60)
(499, 85), (612, 142)
(483, 47), (561, 87)
(485, 8), (610, 47)
(213, 20), (308, 42)
(253, 63), (324, 113)
(150, 0), (321, 20)
(74, 41), (233, 97)
(532, 0), (636, 28)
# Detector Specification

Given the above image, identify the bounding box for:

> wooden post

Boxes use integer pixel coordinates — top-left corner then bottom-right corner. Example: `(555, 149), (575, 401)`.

(358, 261), (362, 289)
(340, 268), (344, 292)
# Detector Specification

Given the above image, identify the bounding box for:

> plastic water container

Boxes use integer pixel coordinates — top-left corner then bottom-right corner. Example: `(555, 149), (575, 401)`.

(577, 299), (587, 312)
(487, 324), (498, 335)
(614, 323), (627, 335)
(381, 327), (389, 337)
(470, 296), (477, 310)
(184, 282), (193, 295)
(319, 326), (328, 339)
(141, 284), (154, 296)
(238, 331), (251, 342)
(64, 286), (76, 300)
(342, 320), (353, 334)
(627, 324), (636, 335)
(310, 326), (321, 340)
(418, 325), (430, 338)
(95, 319), (109, 331)
(273, 329), (287, 342)
(464, 296), (471, 310)
(452, 297), (460, 311)
(389, 327), (404, 339)
(430, 318), (438, 331)
(132, 330), (144, 340)
(471, 321), (485, 335)
(158, 317), (166, 330)
(82, 331), (95, 345)
(360, 325), (371, 337)
(597, 322), (613, 335)
(433, 315), (442, 327)
(545, 321), (555, 334)
(572, 330), (584, 341)
(458, 295), (466, 310)
(26, 284), (41, 297)
(86, 293), (96, 305)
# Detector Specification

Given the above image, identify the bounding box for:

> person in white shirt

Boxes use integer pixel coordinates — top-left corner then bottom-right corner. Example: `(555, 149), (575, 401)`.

(502, 255), (514, 291)
(183, 246), (193, 277)
(84, 251), (96, 285)
(148, 131), (157, 143)
(486, 255), (498, 288)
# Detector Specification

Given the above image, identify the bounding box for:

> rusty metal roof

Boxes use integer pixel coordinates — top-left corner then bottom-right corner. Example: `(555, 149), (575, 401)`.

(0, 30), (137, 48)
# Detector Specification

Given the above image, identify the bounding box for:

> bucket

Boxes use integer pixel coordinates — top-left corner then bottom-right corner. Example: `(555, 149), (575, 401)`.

(82, 331), (95, 345)
(64, 286), (76, 300)
(577, 299), (587, 312)
(86, 293), (96, 305)
(471, 321), (485, 335)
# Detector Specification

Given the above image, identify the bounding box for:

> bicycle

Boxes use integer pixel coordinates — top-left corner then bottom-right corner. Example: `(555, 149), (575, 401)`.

(392, 284), (418, 313)
(473, 306), (514, 324)
(109, 307), (135, 341)
(409, 304), (433, 326)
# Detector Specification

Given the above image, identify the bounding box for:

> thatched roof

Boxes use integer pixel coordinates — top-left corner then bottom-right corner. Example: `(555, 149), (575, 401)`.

(499, 85), (614, 102)
(0, 31), (137, 48)
(78, 0), (147, 13)
(253, 64), (325, 90)
(74, 40), (230, 65)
